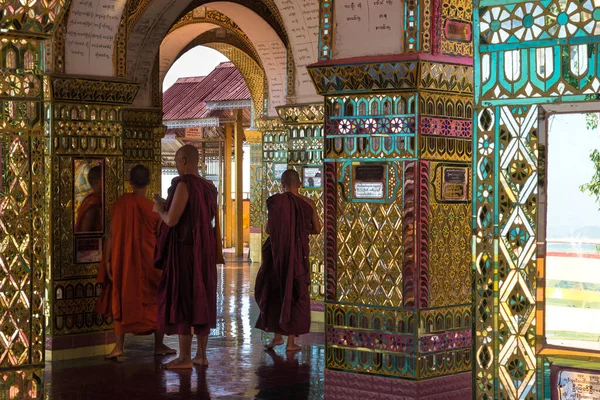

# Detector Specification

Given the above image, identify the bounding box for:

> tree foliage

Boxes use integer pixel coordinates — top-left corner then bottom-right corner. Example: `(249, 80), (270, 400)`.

(581, 113), (600, 206)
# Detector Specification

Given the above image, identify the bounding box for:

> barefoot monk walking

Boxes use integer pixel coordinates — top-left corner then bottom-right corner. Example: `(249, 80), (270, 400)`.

(153, 145), (223, 369)
(255, 169), (321, 351)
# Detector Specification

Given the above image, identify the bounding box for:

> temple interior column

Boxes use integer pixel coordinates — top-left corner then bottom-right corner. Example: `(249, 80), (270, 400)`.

(256, 118), (287, 246)
(277, 103), (326, 318)
(309, 0), (474, 397)
(234, 109), (244, 256)
(224, 122), (234, 249)
(245, 129), (263, 263)
(122, 108), (164, 197)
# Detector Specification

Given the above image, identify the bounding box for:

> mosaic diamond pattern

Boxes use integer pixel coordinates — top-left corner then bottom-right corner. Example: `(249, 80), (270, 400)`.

(474, 104), (539, 399)
(0, 138), (33, 368)
(429, 203), (471, 307)
(336, 166), (403, 307)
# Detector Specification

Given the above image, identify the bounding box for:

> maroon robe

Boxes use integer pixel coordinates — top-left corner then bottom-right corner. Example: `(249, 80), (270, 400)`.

(255, 192), (313, 335)
(155, 175), (218, 335)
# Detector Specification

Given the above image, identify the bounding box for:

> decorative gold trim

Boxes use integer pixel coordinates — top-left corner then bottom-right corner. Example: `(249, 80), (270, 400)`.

(276, 103), (324, 124)
(256, 117), (285, 133)
(49, 76), (140, 105)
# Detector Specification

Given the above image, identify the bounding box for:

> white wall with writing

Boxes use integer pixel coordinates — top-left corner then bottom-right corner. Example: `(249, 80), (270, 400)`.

(273, 0), (320, 102)
(65, 0), (127, 76)
(208, 2), (287, 116)
(334, 0), (403, 59)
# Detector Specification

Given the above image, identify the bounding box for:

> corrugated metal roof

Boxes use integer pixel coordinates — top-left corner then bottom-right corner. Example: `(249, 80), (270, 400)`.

(163, 62), (251, 121)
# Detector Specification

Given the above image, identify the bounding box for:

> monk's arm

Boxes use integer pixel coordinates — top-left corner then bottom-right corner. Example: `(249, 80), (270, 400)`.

(156, 182), (189, 227)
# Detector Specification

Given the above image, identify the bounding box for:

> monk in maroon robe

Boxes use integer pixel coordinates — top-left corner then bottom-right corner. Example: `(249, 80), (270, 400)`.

(153, 145), (224, 369)
(255, 169), (321, 351)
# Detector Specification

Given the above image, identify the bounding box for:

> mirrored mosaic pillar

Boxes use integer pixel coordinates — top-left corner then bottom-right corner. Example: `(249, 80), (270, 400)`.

(0, 1), (68, 395)
(46, 76), (138, 360)
(472, 1), (600, 398)
(308, 60), (474, 397)
(276, 104), (326, 308)
(245, 129), (263, 264)
(309, 0), (474, 393)
(257, 118), (287, 246)
(122, 108), (164, 198)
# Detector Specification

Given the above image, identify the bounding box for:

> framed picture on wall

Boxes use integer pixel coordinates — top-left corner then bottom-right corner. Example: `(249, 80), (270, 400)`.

(74, 237), (103, 264)
(303, 167), (323, 189)
(273, 163), (288, 181)
(441, 166), (468, 202)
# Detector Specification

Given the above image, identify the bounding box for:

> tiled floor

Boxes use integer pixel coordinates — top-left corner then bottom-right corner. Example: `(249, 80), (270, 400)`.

(44, 255), (325, 399)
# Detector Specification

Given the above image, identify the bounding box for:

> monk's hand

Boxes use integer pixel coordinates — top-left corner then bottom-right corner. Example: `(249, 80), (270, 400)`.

(152, 200), (163, 214)
(106, 261), (113, 281)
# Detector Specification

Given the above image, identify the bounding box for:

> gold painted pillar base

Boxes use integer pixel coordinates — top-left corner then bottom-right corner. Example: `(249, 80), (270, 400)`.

(249, 232), (262, 264)
(246, 128), (263, 263)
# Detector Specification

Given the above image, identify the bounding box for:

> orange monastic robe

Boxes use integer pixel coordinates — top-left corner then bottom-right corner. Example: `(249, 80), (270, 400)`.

(95, 193), (161, 334)
(75, 192), (103, 233)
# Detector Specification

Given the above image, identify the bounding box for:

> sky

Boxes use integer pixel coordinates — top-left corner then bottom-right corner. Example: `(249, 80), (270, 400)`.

(163, 46), (229, 91)
(547, 113), (600, 238)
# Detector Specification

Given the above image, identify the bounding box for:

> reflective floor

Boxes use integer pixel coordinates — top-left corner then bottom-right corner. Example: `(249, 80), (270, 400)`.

(45, 255), (325, 399)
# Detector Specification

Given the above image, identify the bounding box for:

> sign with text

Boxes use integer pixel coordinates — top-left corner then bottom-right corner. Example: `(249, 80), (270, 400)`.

(354, 182), (384, 199)
(353, 164), (386, 200)
(558, 370), (600, 400)
(441, 166), (468, 201)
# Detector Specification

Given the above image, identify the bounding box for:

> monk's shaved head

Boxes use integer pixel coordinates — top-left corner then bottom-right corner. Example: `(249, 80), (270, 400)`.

(177, 144), (199, 165)
(88, 165), (102, 184)
(281, 169), (300, 186)
(129, 164), (150, 188)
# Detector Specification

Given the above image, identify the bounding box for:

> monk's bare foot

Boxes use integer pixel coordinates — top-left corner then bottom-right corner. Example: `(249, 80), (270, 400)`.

(154, 344), (177, 356)
(160, 357), (193, 370)
(286, 344), (301, 352)
(105, 347), (124, 359)
(265, 339), (284, 350)
(192, 355), (209, 366)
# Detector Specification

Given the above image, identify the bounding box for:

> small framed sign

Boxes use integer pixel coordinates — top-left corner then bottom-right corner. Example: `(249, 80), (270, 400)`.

(75, 237), (102, 264)
(353, 164), (386, 200)
(441, 166), (468, 201)
(273, 163), (288, 180)
(303, 167), (323, 189)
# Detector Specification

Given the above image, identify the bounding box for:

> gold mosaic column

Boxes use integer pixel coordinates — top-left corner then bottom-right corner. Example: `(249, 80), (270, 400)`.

(276, 104), (325, 309)
(256, 118), (286, 246)
(245, 129), (263, 263)
(122, 108), (165, 197)
(46, 76), (139, 360)
(0, 0), (68, 395)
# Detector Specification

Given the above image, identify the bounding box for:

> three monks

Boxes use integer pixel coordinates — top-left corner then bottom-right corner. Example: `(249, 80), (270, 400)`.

(95, 165), (175, 358)
(255, 169), (321, 351)
(153, 144), (223, 369)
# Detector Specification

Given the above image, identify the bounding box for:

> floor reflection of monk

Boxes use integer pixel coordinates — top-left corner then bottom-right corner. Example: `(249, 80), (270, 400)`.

(255, 169), (321, 352)
(75, 165), (103, 233)
(95, 165), (176, 359)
